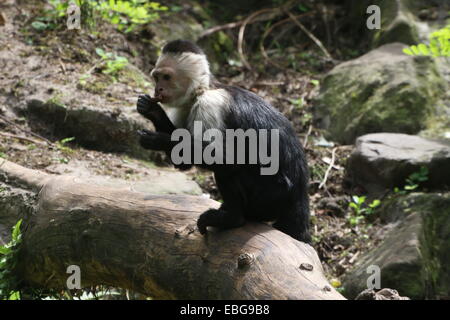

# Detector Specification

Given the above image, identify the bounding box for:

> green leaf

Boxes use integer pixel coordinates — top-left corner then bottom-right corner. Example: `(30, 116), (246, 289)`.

(403, 48), (414, 55)
(404, 184), (418, 191)
(95, 48), (106, 58)
(410, 45), (421, 55)
(60, 137), (75, 145)
(11, 220), (22, 242)
(0, 246), (11, 255)
(8, 291), (20, 300)
(418, 44), (430, 56)
(31, 21), (48, 31)
(370, 199), (381, 208)
(349, 202), (358, 209)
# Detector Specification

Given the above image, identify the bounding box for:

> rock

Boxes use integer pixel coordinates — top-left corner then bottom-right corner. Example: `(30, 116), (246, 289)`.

(316, 196), (348, 217)
(148, 11), (203, 46)
(346, 0), (421, 48)
(420, 58), (450, 141)
(314, 43), (447, 144)
(0, 184), (35, 244)
(346, 133), (450, 194)
(26, 99), (157, 160)
(44, 159), (202, 196)
(355, 288), (410, 300)
(343, 192), (450, 299)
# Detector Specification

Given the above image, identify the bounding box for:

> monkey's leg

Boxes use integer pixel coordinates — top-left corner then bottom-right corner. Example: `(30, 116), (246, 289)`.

(197, 172), (246, 234)
(272, 200), (311, 244)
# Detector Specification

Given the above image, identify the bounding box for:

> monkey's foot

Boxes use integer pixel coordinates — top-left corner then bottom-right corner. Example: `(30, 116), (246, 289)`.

(197, 208), (245, 235)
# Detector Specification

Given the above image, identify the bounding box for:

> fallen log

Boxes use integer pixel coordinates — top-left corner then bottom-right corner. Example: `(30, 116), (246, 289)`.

(0, 158), (345, 299)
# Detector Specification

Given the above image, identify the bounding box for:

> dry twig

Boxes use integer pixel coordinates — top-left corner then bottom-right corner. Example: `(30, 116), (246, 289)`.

(319, 147), (337, 190)
(0, 131), (46, 145)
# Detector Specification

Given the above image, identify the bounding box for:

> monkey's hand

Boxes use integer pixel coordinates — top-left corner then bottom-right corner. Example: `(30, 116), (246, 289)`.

(137, 94), (165, 121)
(138, 129), (171, 151)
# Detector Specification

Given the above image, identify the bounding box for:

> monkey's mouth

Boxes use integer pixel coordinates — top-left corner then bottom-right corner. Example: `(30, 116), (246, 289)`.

(155, 93), (168, 103)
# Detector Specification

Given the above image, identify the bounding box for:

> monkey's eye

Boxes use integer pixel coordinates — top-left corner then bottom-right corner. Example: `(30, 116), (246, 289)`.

(163, 74), (171, 81)
(153, 74), (159, 81)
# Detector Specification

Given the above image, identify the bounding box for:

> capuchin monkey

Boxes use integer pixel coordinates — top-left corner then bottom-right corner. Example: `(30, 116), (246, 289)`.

(137, 39), (311, 243)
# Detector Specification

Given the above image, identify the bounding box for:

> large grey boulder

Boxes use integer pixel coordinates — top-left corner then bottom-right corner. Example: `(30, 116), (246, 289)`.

(314, 43), (447, 144)
(343, 192), (450, 300)
(346, 133), (450, 194)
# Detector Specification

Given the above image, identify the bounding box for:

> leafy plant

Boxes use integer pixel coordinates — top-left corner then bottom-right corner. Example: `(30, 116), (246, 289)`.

(56, 137), (76, 155)
(32, 0), (166, 32)
(347, 196), (380, 227)
(95, 48), (128, 80)
(0, 220), (23, 300)
(394, 166), (429, 194)
(290, 97), (305, 109)
(404, 25), (450, 57)
(95, 0), (168, 33)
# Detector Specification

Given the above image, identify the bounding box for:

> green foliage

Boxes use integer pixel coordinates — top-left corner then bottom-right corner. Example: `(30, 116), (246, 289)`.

(56, 136), (76, 156)
(403, 25), (450, 57)
(32, 0), (167, 33)
(31, 0), (90, 31)
(96, 0), (168, 33)
(0, 220), (23, 300)
(290, 97), (305, 109)
(347, 196), (381, 227)
(394, 166), (429, 194)
(95, 48), (128, 80)
(30, 0), (68, 30)
(404, 166), (429, 191)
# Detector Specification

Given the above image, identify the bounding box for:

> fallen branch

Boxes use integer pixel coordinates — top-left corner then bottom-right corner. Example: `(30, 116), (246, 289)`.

(0, 159), (345, 300)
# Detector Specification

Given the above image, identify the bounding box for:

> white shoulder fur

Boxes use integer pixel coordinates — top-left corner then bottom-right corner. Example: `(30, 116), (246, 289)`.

(186, 88), (231, 133)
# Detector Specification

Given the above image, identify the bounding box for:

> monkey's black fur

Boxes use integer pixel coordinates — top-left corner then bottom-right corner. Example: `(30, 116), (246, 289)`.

(137, 41), (311, 244)
(162, 39), (205, 55)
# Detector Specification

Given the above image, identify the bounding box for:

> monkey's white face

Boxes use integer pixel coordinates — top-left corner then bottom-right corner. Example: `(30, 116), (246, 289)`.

(151, 56), (190, 105)
(151, 52), (211, 107)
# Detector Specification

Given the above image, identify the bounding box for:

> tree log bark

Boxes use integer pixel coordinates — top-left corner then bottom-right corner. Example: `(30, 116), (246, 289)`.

(0, 159), (345, 300)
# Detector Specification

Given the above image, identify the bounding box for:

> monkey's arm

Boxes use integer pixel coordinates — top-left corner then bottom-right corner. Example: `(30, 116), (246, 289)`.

(138, 129), (239, 173)
(137, 94), (176, 134)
